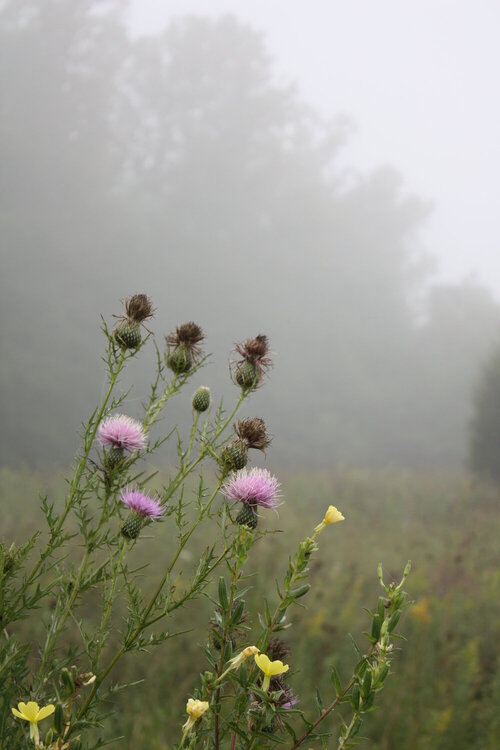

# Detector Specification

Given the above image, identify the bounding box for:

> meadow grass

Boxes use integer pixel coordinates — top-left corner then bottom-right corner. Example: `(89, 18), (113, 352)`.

(1, 466), (499, 749)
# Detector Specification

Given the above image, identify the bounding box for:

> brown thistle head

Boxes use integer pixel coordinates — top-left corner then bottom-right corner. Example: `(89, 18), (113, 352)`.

(235, 334), (271, 375)
(167, 322), (205, 360)
(124, 294), (154, 324)
(267, 637), (290, 663)
(234, 418), (271, 451)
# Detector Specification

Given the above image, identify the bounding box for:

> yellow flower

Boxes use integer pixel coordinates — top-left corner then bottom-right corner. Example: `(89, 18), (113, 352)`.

(182, 698), (210, 733)
(254, 652), (289, 692)
(12, 701), (55, 745)
(225, 645), (260, 673)
(314, 505), (345, 535)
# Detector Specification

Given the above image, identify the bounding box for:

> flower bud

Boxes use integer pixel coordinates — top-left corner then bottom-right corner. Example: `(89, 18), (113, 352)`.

(121, 512), (144, 540)
(166, 344), (193, 374)
(192, 386), (211, 412)
(115, 321), (141, 350)
(106, 445), (124, 469)
(219, 439), (248, 474)
(235, 504), (258, 530)
(235, 361), (259, 390)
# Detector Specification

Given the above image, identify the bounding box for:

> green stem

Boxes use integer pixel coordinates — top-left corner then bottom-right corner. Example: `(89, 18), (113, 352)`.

(77, 488), (227, 721)
(10, 349), (126, 617)
(92, 537), (128, 669)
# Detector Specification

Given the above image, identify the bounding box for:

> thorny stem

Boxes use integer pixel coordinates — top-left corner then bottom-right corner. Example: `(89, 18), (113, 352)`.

(10, 349), (126, 618)
(77, 482), (227, 720)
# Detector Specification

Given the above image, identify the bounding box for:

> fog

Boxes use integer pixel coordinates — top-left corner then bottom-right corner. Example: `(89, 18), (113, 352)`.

(1, 0), (499, 470)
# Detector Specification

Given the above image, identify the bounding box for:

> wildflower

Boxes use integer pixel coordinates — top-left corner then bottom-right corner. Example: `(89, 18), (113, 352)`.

(182, 698), (209, 732)
(222, 468), (280, 529)
(98, 414), (147, 468)
(120, 486), (163, 539)
(313, 504), (345, 535)
(166, 322), (204, 374)
(12, 701), (55, 745)
(219, 418), (271, 474)
(226, 645), (260, 672)
(254, 653), (289, 692)
(233, 334), (272, 390)
(114, 293), (153, 350)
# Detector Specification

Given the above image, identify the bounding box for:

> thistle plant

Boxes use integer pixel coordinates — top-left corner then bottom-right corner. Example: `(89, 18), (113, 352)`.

(0, 295), (411, 749)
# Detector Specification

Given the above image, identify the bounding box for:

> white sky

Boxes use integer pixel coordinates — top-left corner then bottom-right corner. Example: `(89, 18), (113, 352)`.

(126, 0), (500, 297)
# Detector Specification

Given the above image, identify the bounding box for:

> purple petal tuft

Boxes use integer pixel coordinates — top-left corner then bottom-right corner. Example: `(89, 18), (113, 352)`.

(120, 486), (163, 519)
(222, 468), (281, 509)
(98, 414), (147, 452)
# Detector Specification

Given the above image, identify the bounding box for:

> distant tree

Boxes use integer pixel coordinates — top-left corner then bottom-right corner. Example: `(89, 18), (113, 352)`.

(1, 2), (499, 470)
(469, 341), (500, 481)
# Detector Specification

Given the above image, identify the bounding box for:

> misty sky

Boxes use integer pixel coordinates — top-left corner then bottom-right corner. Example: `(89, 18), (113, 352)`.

(127, 0), (500, 297)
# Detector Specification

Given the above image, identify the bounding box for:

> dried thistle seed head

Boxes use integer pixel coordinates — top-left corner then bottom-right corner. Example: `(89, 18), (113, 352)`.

(125, 294), (154, 323)
(267, 637), (290, 663)
(234, 334), (272, 386)
(235, 418), (271, 451)
(167, 322), (204, 356)
(236, 334), (270, 365)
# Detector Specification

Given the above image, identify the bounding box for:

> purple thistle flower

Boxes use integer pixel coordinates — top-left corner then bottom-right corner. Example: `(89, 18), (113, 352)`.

(222, 468), (280, 509)
(120, 486), (163, 519)
(98, 414), (146, 453)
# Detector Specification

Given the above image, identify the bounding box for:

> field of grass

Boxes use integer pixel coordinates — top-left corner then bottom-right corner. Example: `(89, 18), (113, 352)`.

(1, 466), (500, 749)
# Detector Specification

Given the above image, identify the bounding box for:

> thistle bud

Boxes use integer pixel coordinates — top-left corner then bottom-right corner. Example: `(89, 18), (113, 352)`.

(166, 322), (204, 374)
(120, 511), (144, 540)
(115, 321), (141, 350)
(233, 335), (271, 390)
(235, 504), (258, 530)
(235, 361), (259, 390)
(219, 439), (248, 473)
(106, 445), (124, 469)
(192, 386), (211, 412)
(166, 344), (193, 374)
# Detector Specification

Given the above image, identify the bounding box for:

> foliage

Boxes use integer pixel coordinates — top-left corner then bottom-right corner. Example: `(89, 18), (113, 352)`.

(0, 299), (410, 749)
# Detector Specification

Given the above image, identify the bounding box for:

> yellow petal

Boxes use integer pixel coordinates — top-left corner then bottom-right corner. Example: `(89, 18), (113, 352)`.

(268, 660), (289, 676)
(254, 653), (272, 675)
(324, 505), (345, 525)
(12, 708), (29, 721)
(36, 705), (55, 721)
(21, 702), (40, 722)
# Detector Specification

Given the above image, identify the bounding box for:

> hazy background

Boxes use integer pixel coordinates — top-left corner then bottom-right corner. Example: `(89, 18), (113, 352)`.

(1, 0), (500, 470)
